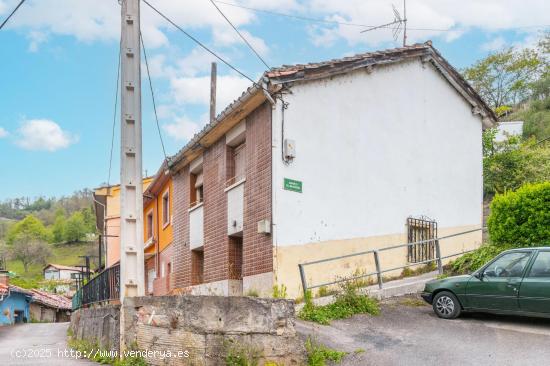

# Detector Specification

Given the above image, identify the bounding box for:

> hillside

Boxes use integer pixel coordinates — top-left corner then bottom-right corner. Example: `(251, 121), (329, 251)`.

(6, 241), (98, 289)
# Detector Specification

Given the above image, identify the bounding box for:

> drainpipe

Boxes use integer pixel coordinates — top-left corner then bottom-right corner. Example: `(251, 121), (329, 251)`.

(92, 197), (107, 270)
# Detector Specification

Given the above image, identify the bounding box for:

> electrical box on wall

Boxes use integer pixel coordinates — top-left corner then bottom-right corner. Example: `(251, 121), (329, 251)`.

(283, 139), (296, 160)
(257, 219), (271, 234)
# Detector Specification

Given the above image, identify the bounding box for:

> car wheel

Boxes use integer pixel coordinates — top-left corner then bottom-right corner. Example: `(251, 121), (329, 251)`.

(433, 291), (462, 319)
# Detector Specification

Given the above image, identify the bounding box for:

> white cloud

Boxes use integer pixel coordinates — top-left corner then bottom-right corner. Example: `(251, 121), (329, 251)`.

(0, 0), (263, 50)
(0, 127), (8, 138)
(306, 0), (550, 46)
(481, 37), (506, 52)
(162, 115), (204, 142)
(170, 75), (252, 112)
(15, 119), (77, 151)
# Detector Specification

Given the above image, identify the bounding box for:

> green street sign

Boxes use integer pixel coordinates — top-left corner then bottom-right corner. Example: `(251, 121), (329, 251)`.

(284, 178), (302, 193)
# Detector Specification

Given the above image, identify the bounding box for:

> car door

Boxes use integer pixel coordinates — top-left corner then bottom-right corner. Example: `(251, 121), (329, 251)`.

(519, 250), (550, 314)
(466, 251), (533, 312)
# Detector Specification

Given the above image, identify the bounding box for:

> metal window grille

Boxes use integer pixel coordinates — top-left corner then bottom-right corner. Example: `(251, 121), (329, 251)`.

(407, 217), (437, 263)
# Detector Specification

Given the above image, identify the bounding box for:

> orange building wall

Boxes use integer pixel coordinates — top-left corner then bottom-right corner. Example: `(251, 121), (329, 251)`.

(143, 178), (173, 256)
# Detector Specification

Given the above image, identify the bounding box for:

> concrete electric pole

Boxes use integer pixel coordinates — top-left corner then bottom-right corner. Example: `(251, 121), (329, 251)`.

(119, 0), (145, 302)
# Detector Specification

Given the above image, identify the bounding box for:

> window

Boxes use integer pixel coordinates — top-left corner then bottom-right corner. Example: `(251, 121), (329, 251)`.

(484, 252), (531, 278)
(226, 143), (245, 186)
(191, 249), (204, 285)
(167, 262), (172, 275)
(70, 273), (78, 280)
(190, 170), (204, 207)
(146, 211), (154, 240)
(162, 191), (170, 226)
(528, 252), (550, 278)
(407, 217), (437, 263)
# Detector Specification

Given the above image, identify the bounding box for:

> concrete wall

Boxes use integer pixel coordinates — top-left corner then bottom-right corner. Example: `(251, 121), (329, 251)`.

(122, 296), (305, 365)
(70, 305), (120, 352)
(271, 58), (484, 297)
(71, 296), (305, 365)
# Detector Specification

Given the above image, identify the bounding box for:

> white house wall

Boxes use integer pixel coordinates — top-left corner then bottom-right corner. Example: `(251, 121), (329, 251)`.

(271, 59), (483, 297)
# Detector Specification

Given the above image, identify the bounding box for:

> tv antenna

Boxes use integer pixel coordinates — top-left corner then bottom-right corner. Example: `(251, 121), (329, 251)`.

(361, 0), (407, 46)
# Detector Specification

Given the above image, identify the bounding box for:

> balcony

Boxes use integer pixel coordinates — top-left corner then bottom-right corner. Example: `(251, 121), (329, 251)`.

(225, 178), (245, 236)
(189, 203), (204, 250)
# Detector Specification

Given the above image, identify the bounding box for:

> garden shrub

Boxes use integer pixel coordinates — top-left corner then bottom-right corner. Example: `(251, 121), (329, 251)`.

(488, 181), (550, 247)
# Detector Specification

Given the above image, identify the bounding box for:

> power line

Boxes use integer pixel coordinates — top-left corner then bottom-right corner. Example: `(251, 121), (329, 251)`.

(208, 0), (270, 69)
(107, 39), (122, 188)
(142, 0), (258, 86)
(140, 32), (168, 161)
(0, 0), (26, 30)
(214, 0), (550, 32)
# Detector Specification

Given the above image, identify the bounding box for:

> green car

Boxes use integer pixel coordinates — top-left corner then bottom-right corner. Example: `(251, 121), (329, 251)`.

(422, 247), (550, 319)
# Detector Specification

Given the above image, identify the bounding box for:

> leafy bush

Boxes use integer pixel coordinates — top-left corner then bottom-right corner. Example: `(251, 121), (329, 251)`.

(488, 182), (550, 247)
(451, 244), (511, 274)
(299, 280), (380, 325)
(483, 136), (550, 197)
(305, 338), (346, 366)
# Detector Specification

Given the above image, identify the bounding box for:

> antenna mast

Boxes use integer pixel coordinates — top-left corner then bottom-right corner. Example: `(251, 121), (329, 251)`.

(403, 0), (407, 46)
(361, 0), (408, 47)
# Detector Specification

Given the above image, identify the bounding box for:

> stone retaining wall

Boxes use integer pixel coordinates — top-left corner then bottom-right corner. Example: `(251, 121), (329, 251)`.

(71, 296), (305, 365)
(70, 305), (120, 352)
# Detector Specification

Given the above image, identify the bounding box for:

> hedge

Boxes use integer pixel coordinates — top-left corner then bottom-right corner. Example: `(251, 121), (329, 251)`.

(487, 181), (550, 247)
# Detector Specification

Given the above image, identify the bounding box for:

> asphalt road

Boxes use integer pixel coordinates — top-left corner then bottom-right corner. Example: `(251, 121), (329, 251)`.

(297, 295), (550, 366)
(0, 322), (94, 365)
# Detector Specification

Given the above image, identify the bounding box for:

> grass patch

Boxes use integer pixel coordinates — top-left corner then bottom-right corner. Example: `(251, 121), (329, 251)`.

(272, 284), (287, 299)
(224, 339), (262, 366)
(67, 338), (147, 366)
(399, 298), (427, 307)
(305, 338), (346, 366)
(299, 280), (380, 325)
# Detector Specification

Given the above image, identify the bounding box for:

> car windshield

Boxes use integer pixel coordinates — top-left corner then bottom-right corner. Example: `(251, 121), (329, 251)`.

(484, 252), (531, 278)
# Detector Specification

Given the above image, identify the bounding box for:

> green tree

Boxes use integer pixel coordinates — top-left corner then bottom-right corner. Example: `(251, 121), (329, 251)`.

(9, 233), (52, 273)
(51, 215), (66, 244)
(63, 212), (87, 243)
(464, 47), (542, 111)
(5, 215), (51, 246)
(80, 207), (96, 234)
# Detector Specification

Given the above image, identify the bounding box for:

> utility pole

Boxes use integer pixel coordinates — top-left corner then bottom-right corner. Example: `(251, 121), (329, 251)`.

(210, 62), (217, 123)
(119, 0), (144, 353)
(120, 0), (144, 301)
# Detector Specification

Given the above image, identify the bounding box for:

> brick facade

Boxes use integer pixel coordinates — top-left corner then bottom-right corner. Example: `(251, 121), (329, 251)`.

(171, 101), (273, 291)
(243, 102), (273, 277)
(172, 167), (191, 288)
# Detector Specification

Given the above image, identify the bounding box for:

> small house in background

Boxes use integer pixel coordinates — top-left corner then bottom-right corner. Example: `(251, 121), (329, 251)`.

(0, 271), (31, 326)
(29, 289), (71, 322)
(495, 121), (524, 142)
(43, 264), (87, 294)
(43, 264), (83, 281)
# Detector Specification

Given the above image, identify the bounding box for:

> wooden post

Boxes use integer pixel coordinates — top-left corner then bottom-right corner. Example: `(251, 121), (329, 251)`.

(210, 62), (217, 123)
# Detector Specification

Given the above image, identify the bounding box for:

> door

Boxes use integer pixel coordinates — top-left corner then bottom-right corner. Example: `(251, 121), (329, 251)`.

(519, 251), (550, 314)
(466, 251), (532, 311)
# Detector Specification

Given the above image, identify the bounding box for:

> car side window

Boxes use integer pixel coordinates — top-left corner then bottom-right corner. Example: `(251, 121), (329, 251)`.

(484, 252), (531, 278)
(528, 252), (550, 278)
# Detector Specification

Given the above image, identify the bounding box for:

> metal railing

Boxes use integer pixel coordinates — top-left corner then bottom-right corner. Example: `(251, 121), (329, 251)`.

(298, 228), (484, 297)
(76, 264), (120, 309)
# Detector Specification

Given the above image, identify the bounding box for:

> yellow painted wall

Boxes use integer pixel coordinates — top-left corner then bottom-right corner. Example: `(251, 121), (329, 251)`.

(96, 177), (154, 268)
(274, 225), (482, 299)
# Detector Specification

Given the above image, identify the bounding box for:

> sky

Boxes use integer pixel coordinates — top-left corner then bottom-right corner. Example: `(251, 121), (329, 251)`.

(0, 0), (548, 200)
